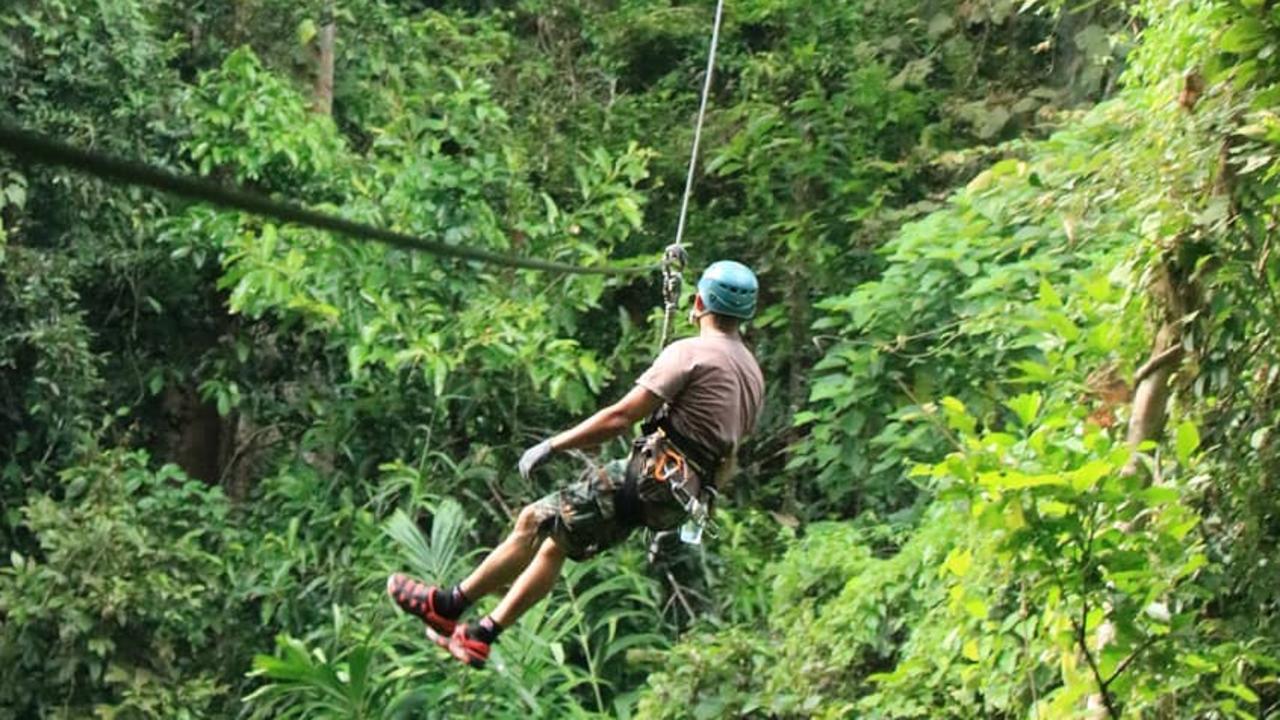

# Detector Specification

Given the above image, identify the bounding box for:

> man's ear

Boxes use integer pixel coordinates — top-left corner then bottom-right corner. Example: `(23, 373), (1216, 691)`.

(693, 293), (705, 312)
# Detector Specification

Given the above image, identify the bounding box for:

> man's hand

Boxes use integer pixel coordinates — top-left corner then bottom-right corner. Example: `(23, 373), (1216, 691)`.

(518, 439), (556, 480)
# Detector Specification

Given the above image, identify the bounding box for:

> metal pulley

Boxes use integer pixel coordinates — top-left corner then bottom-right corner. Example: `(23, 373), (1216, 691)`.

(658, 244), (688, 348)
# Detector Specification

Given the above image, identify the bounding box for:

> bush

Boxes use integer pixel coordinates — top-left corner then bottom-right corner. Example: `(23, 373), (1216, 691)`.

(0, 450), (243, 718)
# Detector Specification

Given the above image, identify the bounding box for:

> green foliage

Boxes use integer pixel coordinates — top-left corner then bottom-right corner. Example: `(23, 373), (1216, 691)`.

(650, 0), (1280, 716)
(248, 632), (433, 720)
(172, 38), (652, 420)
(0, 450), (241, 718)
(185, 47), (347, 188)
(246, 500), (666, 719)
(5, 0), (1280, 717)
(794, 122), (1144, 514)
(867, 402), (1217, 717)
(385, 501), (474, 587)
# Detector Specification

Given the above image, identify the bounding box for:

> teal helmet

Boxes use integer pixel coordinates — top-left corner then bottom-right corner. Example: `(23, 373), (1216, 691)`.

(697, 260), (758, 319)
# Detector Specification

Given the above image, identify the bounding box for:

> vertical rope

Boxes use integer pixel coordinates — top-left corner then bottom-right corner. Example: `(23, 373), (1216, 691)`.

(660, 0), (726, 350)
(673, 0), (726, 252)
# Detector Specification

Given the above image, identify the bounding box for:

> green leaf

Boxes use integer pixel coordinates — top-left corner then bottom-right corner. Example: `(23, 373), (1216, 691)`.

(431, 358), (448, 398)
(1175, 421), (1200, 464)
(1068, 460), (1111, 491)
(964, 597), (988, 620)
(298, 19), (318, 46)
(1002, 501), (1027, 530)
(1137, 486), (1180, 505)
(809, 374), (848, 402)
(1006, 392), (1042, 426)
(1038, 278), (1062, 308)
(1221, 19), (1266, 54)
(615, 197), (642, 229)
(792, 411), (820, 427)
(5, 183), (25, 208)
(1218, 683), (1260, 704)
(943, 548), (972, 577)
(1013, 359), (1054, 383)
(926, 12), (954, 39)
(1182, 653), (1219, 672)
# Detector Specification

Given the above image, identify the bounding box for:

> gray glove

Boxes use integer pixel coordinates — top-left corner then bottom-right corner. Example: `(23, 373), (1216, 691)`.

(518, 439), (555, 480)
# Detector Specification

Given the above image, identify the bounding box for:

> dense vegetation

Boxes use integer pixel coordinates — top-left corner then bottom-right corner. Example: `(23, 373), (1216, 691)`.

(2, 0), (1278, 717)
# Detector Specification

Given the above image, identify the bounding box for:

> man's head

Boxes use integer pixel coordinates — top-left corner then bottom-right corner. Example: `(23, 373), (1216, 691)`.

(692, 260), (758, 332)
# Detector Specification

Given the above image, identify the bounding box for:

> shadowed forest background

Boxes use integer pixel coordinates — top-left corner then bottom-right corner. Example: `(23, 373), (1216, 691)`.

(3, 0), (1280, 717)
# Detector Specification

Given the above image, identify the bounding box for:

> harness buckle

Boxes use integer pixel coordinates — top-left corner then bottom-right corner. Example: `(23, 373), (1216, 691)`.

(653, 448), (685, 483)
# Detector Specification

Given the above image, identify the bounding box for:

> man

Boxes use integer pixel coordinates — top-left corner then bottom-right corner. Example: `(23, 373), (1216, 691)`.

(387, 260), (764, 669)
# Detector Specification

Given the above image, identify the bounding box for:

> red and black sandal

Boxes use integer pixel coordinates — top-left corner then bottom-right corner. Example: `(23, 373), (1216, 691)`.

(386, 573), (458, 636)
(426, 624), (491, 670)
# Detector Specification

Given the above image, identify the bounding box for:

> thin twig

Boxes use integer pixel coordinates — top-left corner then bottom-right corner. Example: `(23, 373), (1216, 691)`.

(1104, 634), (1161, 686)
(665, 570), (697, 621)
(809, 316), (970, 354)
(1073, 614), (1119, 720)
(1075, 500), (1121, 719)
(219, 423), (279, 485)
(485, 475), (514, 520)
(1021, 580), (1041, 713)
(893, 377), (965, 452)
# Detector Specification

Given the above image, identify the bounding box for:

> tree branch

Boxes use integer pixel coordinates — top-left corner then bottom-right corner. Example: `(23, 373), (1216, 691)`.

(893, 376), (965, 452)
(1076, 500), (1121, 719)
(1104, 634), (1160, 687)
(665, 570), (696, 621)
(1072, 614), (1121, 720)
(1132, 345), (1183, 385)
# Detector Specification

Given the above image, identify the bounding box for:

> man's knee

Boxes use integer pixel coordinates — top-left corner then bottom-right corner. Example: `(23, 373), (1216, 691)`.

(513, 503), (548, 545)
(539, 536), (566, 561)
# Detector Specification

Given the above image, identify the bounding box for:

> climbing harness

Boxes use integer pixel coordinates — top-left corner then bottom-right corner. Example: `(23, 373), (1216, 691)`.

(636, 428), (717, 544)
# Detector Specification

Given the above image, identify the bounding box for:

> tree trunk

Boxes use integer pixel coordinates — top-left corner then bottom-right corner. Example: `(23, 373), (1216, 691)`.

(162, 385), (227, 485)
(312, 0), (336, 116)
(1122, 322), (1183, 475)
(782, 262), (810, 513)
(1086, 120), (1229, 719)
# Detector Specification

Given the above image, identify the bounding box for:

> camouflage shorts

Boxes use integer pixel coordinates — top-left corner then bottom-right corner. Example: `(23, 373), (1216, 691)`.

(530, 449), (689, 561)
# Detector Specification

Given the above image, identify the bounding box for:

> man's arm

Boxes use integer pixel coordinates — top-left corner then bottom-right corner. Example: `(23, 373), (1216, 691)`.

(519, 353), (679, 480)
(550, 385), (664, 451)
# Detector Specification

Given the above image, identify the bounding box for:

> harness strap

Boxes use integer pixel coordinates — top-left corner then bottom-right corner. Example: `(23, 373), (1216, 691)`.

(651, 417), (718, 481)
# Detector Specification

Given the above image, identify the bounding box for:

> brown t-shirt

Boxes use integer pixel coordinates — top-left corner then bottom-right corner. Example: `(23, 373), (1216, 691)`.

(635, 335), (765, 466)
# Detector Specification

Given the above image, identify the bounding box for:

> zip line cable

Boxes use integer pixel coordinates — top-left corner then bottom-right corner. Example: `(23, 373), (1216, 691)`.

(1, 0), (726, 323)
(658, 0), (726, 348)
(0, 123), (653, 277)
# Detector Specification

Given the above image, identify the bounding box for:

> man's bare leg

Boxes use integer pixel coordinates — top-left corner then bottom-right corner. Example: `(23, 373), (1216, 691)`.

(490, 538), (566, 627)
(458, 504), (545, 600)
